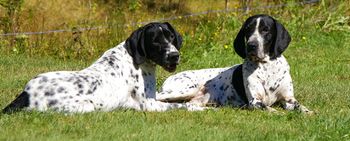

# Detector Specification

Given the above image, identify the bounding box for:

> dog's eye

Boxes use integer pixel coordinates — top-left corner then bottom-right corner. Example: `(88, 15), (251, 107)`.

(262, 27), (269, 32)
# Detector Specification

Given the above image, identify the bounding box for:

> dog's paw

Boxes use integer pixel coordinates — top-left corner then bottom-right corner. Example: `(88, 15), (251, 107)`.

(298, 105), (314, 115)
(185, 103), (211, 111)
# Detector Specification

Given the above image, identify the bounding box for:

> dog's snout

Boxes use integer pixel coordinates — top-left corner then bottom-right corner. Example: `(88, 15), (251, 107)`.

(247, 42), (258, 51)
(167, 52), (180, 62)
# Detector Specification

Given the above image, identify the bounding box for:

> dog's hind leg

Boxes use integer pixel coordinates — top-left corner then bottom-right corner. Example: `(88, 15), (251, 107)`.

(156, 79), (201, 102)
(134, 98), (207, 111)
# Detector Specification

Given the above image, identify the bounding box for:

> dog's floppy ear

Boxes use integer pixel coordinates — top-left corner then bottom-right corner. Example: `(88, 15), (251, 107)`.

(233, 24), (247, 58)
(271, 19), (291, 58)
(125, 26), (147, 65)
(164, 22), (182, 50)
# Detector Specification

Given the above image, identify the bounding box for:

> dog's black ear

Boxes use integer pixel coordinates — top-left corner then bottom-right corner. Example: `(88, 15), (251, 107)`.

(233, 25), (247, 58)
(125, 27), (147, 65)
(164, 22), (182, 50)
(271, 20), (291, 58)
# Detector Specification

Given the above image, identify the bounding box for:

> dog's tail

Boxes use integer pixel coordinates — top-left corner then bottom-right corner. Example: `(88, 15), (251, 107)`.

(2, 91), (30, 114)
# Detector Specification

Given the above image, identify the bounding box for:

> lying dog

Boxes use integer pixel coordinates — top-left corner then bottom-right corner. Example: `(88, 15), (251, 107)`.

(2, 22), (204, 113)
(157, 15), (312, 113)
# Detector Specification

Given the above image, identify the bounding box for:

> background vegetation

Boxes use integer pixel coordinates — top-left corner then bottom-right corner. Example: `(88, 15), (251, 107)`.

(0, 0), (349, 140)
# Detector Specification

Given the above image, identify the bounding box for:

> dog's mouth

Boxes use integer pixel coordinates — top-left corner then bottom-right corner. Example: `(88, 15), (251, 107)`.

(248, 54), (267, 63)
(163, 63), (178, 72)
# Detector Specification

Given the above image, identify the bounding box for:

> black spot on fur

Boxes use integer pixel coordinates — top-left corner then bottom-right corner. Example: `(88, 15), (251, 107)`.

(111, 72), (115, 76)
(135, 74), (139, 80)
(231, 65), (248, 104)
(2, 91), (30, 114)
(224, 85), (229, 91)
(44, 90), (55, 96)
(92, 86), (97, 92)
(73, 79), (82, 85)
(48, 100), (58, 107)
(108, 61), (114, 66)
(67, 77), (74, 82)
(79, 76), (89, 82)
(37, 85), (44, 90)
(25, 86), (31, 91)
(57, 87), (65, 93)
(131, 89), (137, 98)
(39, 76), (49, 83)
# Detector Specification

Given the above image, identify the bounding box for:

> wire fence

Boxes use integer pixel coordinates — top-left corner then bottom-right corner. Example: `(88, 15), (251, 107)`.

(0, 0), (319, 37)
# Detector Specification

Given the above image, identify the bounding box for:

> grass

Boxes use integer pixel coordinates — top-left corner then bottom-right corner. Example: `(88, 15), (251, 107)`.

(1, 0), (350, 140)
(1, 27), (349, 141)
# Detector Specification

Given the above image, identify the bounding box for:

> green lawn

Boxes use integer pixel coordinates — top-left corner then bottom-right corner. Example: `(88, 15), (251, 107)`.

(1, 28), (349, 140)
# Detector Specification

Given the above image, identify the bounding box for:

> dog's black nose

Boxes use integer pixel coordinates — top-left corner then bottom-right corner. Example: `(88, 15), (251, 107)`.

(247, 42), (258, 52)
(167, 52), (180, 63)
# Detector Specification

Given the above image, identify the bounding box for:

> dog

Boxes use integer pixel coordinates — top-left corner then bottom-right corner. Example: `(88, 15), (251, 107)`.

(156, 15), (312, 113)
(2, 22), (205, 113)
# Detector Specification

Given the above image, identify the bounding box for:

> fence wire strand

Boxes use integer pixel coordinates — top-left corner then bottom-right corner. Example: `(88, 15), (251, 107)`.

(0, 0), (319, 37)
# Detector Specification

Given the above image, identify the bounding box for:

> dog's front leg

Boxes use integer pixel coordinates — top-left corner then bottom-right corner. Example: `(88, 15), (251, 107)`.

(278, 82), (313, 114)
(244, 76), (277, 112)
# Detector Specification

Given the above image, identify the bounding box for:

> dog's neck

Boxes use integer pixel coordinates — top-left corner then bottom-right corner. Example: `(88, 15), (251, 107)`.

(246, 55), (271, 64)
(138, 60), (157, 75)
(244, 55), (287, 69)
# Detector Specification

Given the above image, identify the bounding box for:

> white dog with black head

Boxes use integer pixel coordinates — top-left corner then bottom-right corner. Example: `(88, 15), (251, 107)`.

(3, 22), (205, 113)
(156, 15), (313, 113)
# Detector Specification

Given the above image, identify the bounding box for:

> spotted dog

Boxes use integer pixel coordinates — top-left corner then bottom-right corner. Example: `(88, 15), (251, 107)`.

(2, 22), (205, 113)
(157, 15), (312, 113)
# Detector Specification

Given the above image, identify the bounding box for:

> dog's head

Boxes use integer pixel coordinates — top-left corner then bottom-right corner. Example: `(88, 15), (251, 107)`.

(233, 14), (291, 62)
(126, 22), (182, 72)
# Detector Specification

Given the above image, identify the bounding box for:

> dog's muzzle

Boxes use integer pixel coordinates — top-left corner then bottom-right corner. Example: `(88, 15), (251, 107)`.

(163, 52), (180, 72)
(246, 41), (265, 62)
(162, 52), (180, 72)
